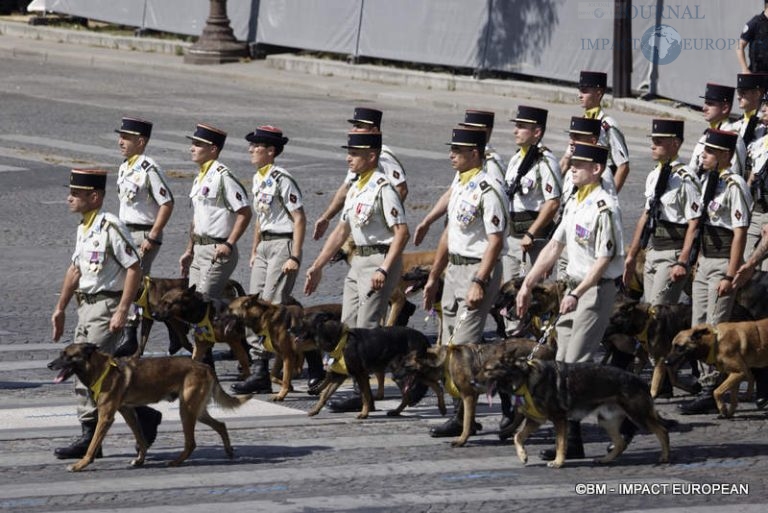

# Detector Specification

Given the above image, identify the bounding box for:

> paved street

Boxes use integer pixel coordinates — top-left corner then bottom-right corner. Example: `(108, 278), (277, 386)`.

(0, 27), (766, 513)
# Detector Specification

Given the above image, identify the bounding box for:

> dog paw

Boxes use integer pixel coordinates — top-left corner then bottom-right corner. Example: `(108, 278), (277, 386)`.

(356, 412), (369, 420)
(386, 410), (402, 417)
(129, 457), (145, 467)
(516, 449), (528, 464)
(270, 394), (286, 402)
(450, 438), (467, 448)
(593, 457), (615, 465)
(546, 461), (564, 469)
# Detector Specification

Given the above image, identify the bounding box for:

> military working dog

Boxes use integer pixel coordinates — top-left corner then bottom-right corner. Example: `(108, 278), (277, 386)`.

(480, 357), (670, 468)
(48, 343), (250, 472)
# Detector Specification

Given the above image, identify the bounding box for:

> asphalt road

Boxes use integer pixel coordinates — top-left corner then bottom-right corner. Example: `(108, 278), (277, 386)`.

(0, 31), (766, 513)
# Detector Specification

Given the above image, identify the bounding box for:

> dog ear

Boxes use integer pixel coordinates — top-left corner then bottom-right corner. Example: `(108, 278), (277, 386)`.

(81, 343), (98, 358)
(189, 284), (197, 293)
(691, 325), (712, 341)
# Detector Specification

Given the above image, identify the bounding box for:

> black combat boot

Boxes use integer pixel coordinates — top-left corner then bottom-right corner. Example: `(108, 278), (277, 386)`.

(135, 406), (162, 447)
(54, 420), (103, 459)
(498, 392), (522, 441)
(113, 325), (139, 358)
(429, 400), (482, 438)
(327, 394), (365, 412)
(540, 420), (586, 460)
(678, 384), (717, 415)
(231, 357), (272, 394)
(304, 349), (326, 394)
(752, 367), (768, 410)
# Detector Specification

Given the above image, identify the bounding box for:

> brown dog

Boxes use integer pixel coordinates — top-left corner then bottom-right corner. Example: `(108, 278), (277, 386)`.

(603, 302), (695, 397)
(47, 343), (249, 471)
(220, 295), (339, 401)
(668, 319), (768, 417)
(491, 279), (566, 338)
(152, 285), (252, 379)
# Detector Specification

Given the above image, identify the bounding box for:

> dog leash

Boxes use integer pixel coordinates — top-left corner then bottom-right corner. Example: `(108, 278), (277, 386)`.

(527, 312), (560, 360)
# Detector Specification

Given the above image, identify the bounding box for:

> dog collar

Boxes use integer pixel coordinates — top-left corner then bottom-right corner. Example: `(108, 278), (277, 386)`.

(513, 382), (547, 422)
(328, 327), (350, 375)
(193, 304), (217, 344)
(90, 358), (118, 402)
(136, 275), (152, 319)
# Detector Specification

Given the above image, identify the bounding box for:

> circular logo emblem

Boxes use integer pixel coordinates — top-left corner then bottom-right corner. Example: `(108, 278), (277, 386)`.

(641, 24), (682, 65)
(594, 8), (605, 19)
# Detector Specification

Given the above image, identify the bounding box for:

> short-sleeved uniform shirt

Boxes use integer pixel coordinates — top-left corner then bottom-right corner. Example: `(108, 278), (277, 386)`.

(189, 159), (250, 238)
(643, 160), (701, 224)
(251, 164), (303, 234)
(697, 171), (753, 230)
(344, 144), (406, 189)
(117, 154), (174, 225)
(689, 122), (748, 179)
(342, 169), (406, 246)
(506, 145), (563, 212)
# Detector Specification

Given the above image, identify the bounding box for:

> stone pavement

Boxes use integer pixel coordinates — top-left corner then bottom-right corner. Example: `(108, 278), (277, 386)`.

(0, 17), (767, 513)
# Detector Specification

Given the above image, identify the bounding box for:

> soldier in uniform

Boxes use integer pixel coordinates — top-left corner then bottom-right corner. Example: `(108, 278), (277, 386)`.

(517, 143), (624, 461)
(178, 124), (252, 299)
(578, 71), (630, 192)
(504, 105), (562, 281)
(114, 117), (174, 356)
(624, 119), (700, 306)
(304, 131), (409, 410)
(313, 107), (407, 240)
(746, 93), (768, 269)
(680, 129), (753, 415)
(688, 83), (747, 179)
(413, 109), (506, 246)
(423, 126), (508, 437)
(51, 169), (161, 459)
(733, 73), (768, 147)
(737, 1), (768, 74)
(231, 126), (317, 395)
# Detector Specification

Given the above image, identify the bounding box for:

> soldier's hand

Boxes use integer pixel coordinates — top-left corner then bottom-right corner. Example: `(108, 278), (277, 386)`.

(51, 310), (65, 342)
(622, 255), (636, 288)
(282, 257), (300, 274)
(733, 263), (755, 289)
(423, 278), (438, 311)
(371, 268), (387, 291)
(313, 218), (329, 240)
(413, 221), (430, 246)
(109, 306), (129, 333)
(515, 286), (531, 319)
(560, 294), (578, 314)
(717, 278), (734, 297)
(669, 263), (688, 282)
(466, 282), (484, 309)
(304, 266), (322, 296)
(179, 251), (193, 278)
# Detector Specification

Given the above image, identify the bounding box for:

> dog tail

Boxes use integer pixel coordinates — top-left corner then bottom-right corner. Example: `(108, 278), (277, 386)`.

(212, 380), (250, 410)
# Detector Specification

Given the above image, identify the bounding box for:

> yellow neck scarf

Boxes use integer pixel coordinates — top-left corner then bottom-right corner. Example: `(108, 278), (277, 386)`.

(126, 154), (140, 168)
(584, 107), (602, 119)
(745, 110), (757, 122)
(257, 163), (273, 178)
(458, 167), (482, 186)
(197, 160), (215, 184)
(575, 182), (598, 203)
(81, 209), (99, 230)
(355, 168), (377, 190)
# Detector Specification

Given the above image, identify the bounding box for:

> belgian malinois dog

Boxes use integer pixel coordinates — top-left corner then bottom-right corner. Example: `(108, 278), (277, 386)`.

(48, 343), (250, 472)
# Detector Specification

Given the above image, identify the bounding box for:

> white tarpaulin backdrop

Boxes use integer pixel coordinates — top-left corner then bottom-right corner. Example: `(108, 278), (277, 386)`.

(39, 0), (757, 108)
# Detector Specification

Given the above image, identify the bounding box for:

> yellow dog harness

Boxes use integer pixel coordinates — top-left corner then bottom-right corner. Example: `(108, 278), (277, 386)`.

(90, 358), (118, 402)
(328, 327), (350, 375)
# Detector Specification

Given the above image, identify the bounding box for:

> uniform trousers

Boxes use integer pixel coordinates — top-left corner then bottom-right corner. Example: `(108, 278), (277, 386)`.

(189, 242), (239, 300)
(643, 246), (686, 305)
(249, 238), (296, 304)
(555, 279), (617, 363)
(73, 297), (121, 423)
(342, 253), (403, 329)
(746, 210), (768, 272)
(441, 260), (502, 345)
(502, 235), (547, 333)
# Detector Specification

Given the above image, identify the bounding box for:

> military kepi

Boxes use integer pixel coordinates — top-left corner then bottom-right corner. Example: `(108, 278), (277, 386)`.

(461, 110), (495, 129)
(579, 70), (607, 89)
(651, 119), (684, 139)
(704, 129), (738, 152)
(342, 131), (382, 149)
(187, 123), (227, 149)
(70, 168), (107, 190)
(348, 107), (383, 127)
(571, 143), (609, 165)
(447, 126), (486, 148)
(115, 117), (152, 138)
(700, 83), (734, 104)
(245, 125), (289, 147)
(568, 117), (601, 136)
(512, 105), (548, 127)
(737, 73), (768, 90)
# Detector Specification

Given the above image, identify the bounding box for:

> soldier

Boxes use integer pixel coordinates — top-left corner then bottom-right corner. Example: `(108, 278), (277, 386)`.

(178, 124), (252, 299)
(517, 143), (624, 461)
(231, 126), (318, 395)
(737, 1), (768, 74)
(51, 169), (160, 459)
(423, 126), (508, 438)
(577, 71), (630, 192)
(304, 131), (409, 411)
(688, 83), (748, 179)
(733, 73), (768, 148)
(413, 109), (506, 246)
(313, 107), (407, 240)
(503, 105), (562, 282)
(680, 129), (753, 415)
(114, 117), (174, 356)
(624, 119), (700, 306)
(746, 94), (768, 269)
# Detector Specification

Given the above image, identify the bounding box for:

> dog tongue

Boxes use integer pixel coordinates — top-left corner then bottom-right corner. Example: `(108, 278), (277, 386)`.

(53, 370), (69, 384)
(499, 307), (508, 318)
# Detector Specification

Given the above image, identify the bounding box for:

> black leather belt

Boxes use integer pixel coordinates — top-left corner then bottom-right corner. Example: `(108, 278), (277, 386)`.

(261, 232), (292, 241)
(355, 244), (390, 257)
(449, 254), (481, 265)
(125, 223), (153, 231)
(75, 290), (122, 305)
(192, 234), (227, 245)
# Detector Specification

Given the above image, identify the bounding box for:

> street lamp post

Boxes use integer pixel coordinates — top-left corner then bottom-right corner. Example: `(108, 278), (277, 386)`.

(184, 0), (249, 65)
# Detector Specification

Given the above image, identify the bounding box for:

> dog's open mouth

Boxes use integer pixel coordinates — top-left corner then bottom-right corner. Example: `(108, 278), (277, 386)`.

(53, 367), (74, 384)
(401, 375), (415, 395)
